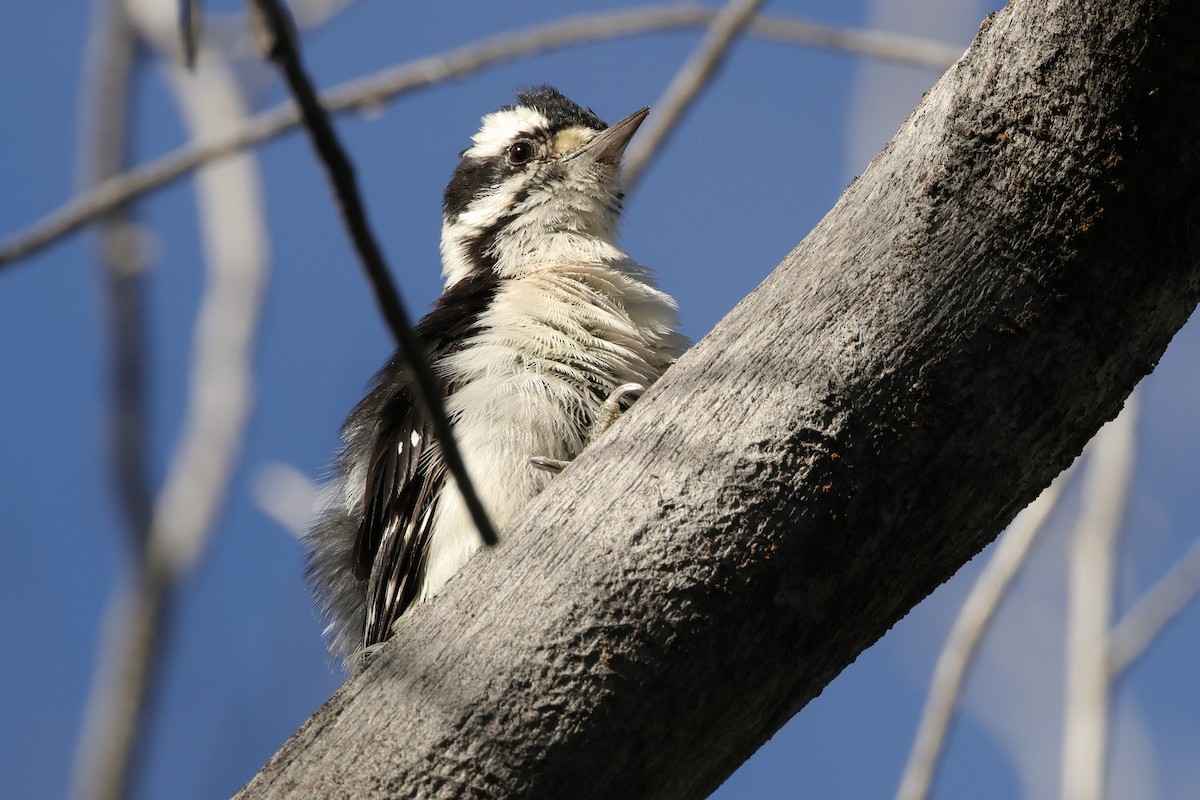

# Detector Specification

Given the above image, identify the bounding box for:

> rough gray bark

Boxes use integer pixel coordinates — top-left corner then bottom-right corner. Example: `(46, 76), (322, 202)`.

(239, 0), (1200, 797)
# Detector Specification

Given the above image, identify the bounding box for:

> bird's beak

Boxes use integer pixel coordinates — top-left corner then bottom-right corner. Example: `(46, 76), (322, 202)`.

(565, 106), (650, 166)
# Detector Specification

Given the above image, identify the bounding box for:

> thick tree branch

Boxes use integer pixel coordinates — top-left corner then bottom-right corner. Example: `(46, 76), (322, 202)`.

(239, 0), (1200, 797)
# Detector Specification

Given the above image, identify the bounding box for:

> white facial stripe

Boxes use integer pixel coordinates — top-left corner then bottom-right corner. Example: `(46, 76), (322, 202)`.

(440, 221), (475, 286)
(440, 171), (526, 285)
(458, 176), (523, 229)
(465, 107), (551, 158)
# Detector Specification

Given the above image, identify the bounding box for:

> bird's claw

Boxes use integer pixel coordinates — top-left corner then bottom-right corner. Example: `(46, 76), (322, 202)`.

(530, 456), (570, 474)
(590, 382), (645, 443)
(530, 383), (647, 475)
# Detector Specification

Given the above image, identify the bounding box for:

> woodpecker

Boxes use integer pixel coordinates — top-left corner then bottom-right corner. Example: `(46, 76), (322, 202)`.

(306, 86), (687, 666)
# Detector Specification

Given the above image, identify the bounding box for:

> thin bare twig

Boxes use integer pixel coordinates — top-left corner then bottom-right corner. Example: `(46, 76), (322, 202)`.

(100, 218), (155, 551)
(144, 59), (270, 577)
(623, 0), (766, 188)
(1108, 533), (1200, 675)
(73, 564), (173, 800)
(0, 4), (963, 268)
(756, 16), (962, 69)
(895, 466), (1075, 800)
(1061, 394), (1139, 800)
(80, 0), (154, 553)
(70, 2), (156, 798)
(247, 0), (498, 547)
(73, 0), (274, 796)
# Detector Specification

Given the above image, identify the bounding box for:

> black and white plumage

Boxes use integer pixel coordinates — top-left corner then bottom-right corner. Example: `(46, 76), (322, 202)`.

(306, 86), (687, 666)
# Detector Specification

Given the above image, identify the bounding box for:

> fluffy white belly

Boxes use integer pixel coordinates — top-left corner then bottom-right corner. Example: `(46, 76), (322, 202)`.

(418, 264), (683, 600)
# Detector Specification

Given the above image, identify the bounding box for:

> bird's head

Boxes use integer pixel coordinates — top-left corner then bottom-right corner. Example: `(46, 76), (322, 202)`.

(439, 86), (648, 286)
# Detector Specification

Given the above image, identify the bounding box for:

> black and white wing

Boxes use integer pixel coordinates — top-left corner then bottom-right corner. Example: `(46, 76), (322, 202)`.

(304, 363), (445, 665)
(306, 272), (499, 666)
(356, 389), (445, 650)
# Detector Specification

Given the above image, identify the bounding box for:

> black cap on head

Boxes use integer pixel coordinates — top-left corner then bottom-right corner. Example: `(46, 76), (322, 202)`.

(514, 85), (607, 132)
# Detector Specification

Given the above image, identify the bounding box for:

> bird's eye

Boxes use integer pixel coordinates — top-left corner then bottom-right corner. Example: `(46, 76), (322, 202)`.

(507, 139), (535, 166)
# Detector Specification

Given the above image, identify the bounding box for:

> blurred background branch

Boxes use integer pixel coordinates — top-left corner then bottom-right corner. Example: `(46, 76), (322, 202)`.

(896, 466), (1075, 800)
(1062, 395), (1139, 800)
(72, 0), (272, 797)
(1108, 535), (1200, 676)
(0, 3), (963, 269)
(71, 1), (154, 797)
(623, 0), (766, 188)
(246, 0), (497, 547)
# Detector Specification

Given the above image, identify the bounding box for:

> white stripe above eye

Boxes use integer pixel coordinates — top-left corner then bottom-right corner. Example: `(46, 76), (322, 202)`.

(464, 107), (550, 158)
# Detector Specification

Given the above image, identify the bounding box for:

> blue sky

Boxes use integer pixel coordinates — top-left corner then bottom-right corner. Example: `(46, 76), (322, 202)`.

(3, 1), (1198, 798)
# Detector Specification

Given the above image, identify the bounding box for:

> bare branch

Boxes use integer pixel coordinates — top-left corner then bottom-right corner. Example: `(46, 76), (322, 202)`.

(143, 61), (270, 576)
(896, 466), (1075, 800)
(71, 3), (156, 795)
(72, 564), (173, 800)
(755, 16), (962, 69)
(1061, 395), (1140, 800)
(73, 1), (274, 796)
(1108, 532), (1200, 675)
(79, 0), (153, 553)
(246, 0), (498, 548)
(623, 0), (765, 188)
(97, 219), (155, 550)
(0, 4), (963, 268)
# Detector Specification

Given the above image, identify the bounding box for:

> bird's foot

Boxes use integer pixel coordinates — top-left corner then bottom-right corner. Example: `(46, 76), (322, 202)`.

(529, 383), (647, 475)
(588, 382), (645, 444)
(530, 456), (570, 474)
